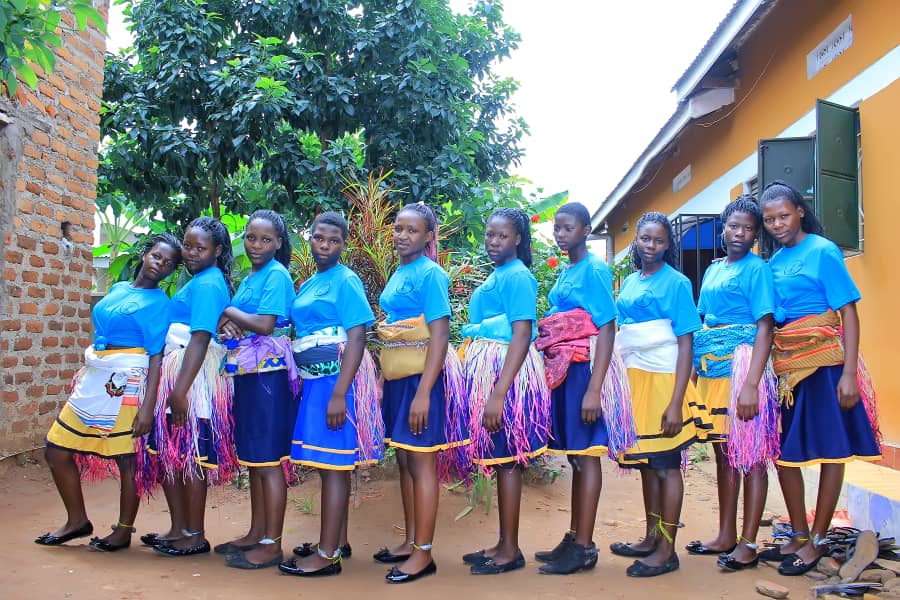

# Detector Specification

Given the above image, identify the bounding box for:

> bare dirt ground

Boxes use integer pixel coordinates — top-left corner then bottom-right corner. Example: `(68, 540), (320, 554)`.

(3, 454), (813, 600)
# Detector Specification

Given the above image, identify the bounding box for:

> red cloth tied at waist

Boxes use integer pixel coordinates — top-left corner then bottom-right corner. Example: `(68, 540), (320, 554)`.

(535, 307), (599, 390)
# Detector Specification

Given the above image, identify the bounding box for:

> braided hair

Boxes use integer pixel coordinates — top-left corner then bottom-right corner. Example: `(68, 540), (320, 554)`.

(187, 216), (235, 294)
(720, 194), (763, 250)
(489, 207), (533, 268)
(133, 231), (182, 280)
(248, 209), (292, 268)
(629, 211), (679, 271)
(758, 180), (824, 256)
(312, 211), (349, 242)
(555, 201), (591, 228)
(398, 202), (439, 261)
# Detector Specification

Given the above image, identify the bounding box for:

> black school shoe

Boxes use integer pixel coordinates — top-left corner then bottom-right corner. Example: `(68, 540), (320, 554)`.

(535, 532), (575, 563)
(539, 542), (599, 575)
(626, 554), (680, 577)
(470, 552), (526, 575)
(294, 542), (352, 559)
(385, 561), (436, 583)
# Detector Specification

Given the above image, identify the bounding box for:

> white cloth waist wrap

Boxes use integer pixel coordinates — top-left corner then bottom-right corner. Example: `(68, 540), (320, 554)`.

(291, 326), (348, 354)
(165, 322), (224, 355)
(68, 346), (150, 432)
(162, 323), (224, 419)
(614, 319), (678, 373)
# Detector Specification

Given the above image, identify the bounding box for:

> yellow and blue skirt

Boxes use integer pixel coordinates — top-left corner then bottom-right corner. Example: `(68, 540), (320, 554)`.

(695, 376), (730, 443)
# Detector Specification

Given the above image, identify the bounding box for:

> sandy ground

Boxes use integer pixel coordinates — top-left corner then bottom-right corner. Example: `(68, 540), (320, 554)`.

(3, 454), (815, 600)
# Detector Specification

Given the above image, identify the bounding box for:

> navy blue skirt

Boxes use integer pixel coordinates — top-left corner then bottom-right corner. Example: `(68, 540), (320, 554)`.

(233, 371), (298, 467)
(147, 416), (220, 469)
(777, 365), (881, 467)
(548, 362), (609, 456)
(383, 373), (457, 452)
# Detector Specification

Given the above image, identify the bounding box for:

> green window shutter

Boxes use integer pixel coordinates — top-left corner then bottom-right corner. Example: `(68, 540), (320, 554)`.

(816, 99), (860, 250)
(758, 136), (815, 203)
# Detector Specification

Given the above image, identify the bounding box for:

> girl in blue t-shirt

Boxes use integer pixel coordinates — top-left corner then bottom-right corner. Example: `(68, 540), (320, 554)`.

(375, 203), (468, 584)
(532, 202), (618, 575)
(212, 210), (299, 569)
(685, 196), (777, 572)
(758, 181), (880, 576)
(461, 208), (550, 576)
(148, 217), (235, 558)
(609, 212), (709, 578)
(278, 212), (381, 578)
(37, 234), (181, 552)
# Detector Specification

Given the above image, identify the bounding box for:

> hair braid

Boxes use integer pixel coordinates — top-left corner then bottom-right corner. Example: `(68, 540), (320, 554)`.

(398, 202), (439, 261)
(133, 232), (182, 280)
(490, 207), (533, 268)
(187, 216), (235, 294)
(629, 211), (679, 270)
(248, 209), (293, 268)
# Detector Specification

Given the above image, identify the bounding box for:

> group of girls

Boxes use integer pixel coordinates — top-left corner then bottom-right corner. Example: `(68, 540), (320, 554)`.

(34, 179), (881, 584)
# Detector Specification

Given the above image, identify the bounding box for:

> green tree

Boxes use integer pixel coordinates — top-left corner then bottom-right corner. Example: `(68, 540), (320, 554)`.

(99, 0), (526, 226)
(1, 0), (105, 95)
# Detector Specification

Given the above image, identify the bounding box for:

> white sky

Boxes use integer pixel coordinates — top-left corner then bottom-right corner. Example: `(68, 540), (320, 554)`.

(105, 0), (734, 215)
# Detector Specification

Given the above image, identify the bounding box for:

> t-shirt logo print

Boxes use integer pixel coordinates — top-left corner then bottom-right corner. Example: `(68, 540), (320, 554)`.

(105, 372), (128, 398)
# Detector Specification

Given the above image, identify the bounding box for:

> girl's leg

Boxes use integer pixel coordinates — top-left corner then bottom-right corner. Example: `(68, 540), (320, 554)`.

(643, 467), (683, 567)
(396, 451), (439, 573)
(571, 455), (602, 547)
(97, 455), (140, 546)
(699, 443), (740, 551)
(242, 465), (288, 563)
(167, 467), (209, 551)
(731, 466), (768, 562)
(293, 469), (349, 570)
(491, 465), (524, 564)
(156, 479), (187, 541)
(339, 472), (350, 547)
(224, 468), (264, 547)
(618, 467), (661, 553)
(793, 463), (844, 564)
(775, 465), (809, 555)
(43, 447), (90, 537)
(385, 448), (414, 556)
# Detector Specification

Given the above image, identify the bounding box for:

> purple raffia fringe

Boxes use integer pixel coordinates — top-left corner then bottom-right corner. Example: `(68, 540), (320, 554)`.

(437, 346), (472, 483)
(346, 348), (385, 465)
(152, 345), (237, 486)
(599, 349), (637, 463)
(465, 340), (550, 469)
(725, 343), (780, 472)
(856, 355), (883, 448)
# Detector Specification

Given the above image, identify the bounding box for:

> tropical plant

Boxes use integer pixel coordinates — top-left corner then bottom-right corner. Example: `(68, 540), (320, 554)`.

(0, 0), (105, 95)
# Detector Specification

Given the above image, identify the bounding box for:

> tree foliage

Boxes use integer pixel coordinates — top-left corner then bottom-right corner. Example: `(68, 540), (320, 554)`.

(99, 0), (527, 227)
(0, 0), (105, 95)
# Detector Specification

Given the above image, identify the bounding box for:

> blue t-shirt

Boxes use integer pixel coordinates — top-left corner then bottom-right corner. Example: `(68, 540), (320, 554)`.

(168, 265), (231, 334)
(379, 256), (451, 324)
(229, 258), (294, 319)
(697, 253), (775, 326)
(468, 258), (537, 341)
(769, 233), (861, 320)
(617, 262), (702, 336)
(545, 253), (616, 327)
(292, 264), (375, 337)
(92, 281), (170, 355)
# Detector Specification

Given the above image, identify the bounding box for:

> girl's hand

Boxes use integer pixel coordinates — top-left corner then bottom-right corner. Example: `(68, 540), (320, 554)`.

(482, 390), (504, 433)
(660, 402), (683, 438)
(837, 371), (860, 411)
(581, 388), (602, 424)
(131, 406), (155, 438)
(326, 394), (347, 430)
(408, 391), (430, 436)
(166, 390), (189, 428)
(736, 382), (760, 421)
(219, 320), (244, 340)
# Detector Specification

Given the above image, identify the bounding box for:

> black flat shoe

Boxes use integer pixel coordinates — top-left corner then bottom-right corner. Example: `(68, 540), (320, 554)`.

(88, 537), (130, 552)
(462, 549), (491, 565)
(777, 552), (822, 576)
(470, 552), (525, 575)
(214, 541), (258, 555)
(717, 554), (759, 572)
(152, 540), (211, 557)
(279, 557), (342, 577)
(684, 540), (736, 556)
(758, 544), (791, 562)
(539, 543), (598, 575)
(293, 542), (352, 559)
(227, 551), (283, 569)
(386, 561), (437, 583)
(610, 541), (653, 558)
(626, 554), (680, 577)
(535, 532), (575, 563)
(35, 521), (94, 546)
(140, 532), (160, 546)
(373, 547), (411, 564)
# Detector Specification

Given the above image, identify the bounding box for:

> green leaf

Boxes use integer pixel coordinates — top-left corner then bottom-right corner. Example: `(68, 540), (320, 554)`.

(15, 62), (37, 89)
(454, 505), (473, 521)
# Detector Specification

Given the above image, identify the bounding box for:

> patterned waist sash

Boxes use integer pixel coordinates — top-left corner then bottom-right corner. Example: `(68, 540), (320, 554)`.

(375, 315), (430, 380)
(535, 307), (598, 390)
(772, 310), (844, 400)
(68, 346), (149, 433)
(615, 319), (677, 373)
(693, 323), (758, 379)
(292, 326), (347, 380)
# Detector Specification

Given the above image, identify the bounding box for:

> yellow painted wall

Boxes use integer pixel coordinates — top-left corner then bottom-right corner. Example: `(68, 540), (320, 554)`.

(605, 0), (900, 439)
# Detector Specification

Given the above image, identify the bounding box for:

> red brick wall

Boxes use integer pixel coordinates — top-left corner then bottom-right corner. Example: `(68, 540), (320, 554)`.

(0, 2), (109, 458)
